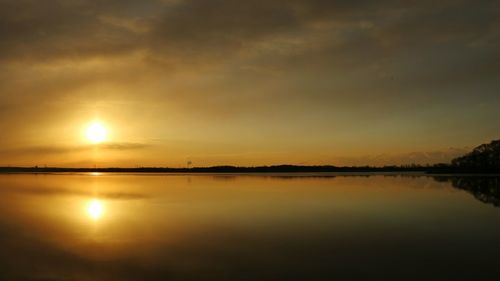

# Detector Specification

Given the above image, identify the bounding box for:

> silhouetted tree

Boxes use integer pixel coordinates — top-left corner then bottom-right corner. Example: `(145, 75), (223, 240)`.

(451, 140), (500, 170)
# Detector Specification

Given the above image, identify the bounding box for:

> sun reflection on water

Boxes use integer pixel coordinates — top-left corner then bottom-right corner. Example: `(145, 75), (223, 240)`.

(87, 199), (104, 220)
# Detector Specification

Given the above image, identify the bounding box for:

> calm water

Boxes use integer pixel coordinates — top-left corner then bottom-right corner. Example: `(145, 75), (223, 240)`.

(0, 173), (499, 281)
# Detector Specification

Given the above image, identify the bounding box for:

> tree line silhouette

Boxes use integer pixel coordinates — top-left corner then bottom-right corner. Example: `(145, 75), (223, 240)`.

(0, 140), (498, 173)
(451, 140), (500, 170)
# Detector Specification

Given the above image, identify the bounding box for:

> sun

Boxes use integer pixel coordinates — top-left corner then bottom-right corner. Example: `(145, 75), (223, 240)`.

(86, 122), (107, 143)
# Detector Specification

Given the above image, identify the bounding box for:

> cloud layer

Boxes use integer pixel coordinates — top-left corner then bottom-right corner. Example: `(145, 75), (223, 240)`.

(0, 0), (499, 166)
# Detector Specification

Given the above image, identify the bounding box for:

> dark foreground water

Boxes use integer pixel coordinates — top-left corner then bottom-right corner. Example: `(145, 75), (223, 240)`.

(0, 173), (499, 281)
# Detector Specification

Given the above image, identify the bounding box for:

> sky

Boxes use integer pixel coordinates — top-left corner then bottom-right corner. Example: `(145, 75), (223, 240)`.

(0, 0), (499, 167)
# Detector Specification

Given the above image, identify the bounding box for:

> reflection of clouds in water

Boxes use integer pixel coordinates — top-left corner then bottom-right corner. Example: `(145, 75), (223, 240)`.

(0, 186), (148, 200)
(2, 213), (500, 281)
(0, 221), (176, 281)
(0, 176), (500, 280)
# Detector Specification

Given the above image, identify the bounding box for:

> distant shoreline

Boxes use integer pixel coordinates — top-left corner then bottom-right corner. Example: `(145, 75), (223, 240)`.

(0, 165), (498, 174)
(2, 140), (498, 175)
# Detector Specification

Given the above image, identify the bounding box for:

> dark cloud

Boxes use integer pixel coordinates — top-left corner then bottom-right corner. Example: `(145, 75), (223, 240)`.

(102, 142), (152, 150)
(0, 0), (156, 62)
(1, 0), (497, 64)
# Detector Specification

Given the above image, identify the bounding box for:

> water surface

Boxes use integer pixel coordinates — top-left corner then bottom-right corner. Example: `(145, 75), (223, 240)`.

(0, 173), (499, 280)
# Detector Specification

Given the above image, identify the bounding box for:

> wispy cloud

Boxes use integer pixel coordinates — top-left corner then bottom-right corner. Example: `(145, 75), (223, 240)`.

(3, 185), (149, 200)
(0, 142), (152, 156)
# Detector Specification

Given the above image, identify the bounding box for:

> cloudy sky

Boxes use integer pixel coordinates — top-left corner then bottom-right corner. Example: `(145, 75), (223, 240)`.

(0, 0), (498, 167)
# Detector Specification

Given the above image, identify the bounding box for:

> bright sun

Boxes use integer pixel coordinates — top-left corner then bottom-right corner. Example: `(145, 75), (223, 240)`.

(86, 122), (107, 143)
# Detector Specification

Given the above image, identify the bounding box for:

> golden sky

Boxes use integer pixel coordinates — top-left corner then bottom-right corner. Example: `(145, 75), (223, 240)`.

(0, 0), (498, 167)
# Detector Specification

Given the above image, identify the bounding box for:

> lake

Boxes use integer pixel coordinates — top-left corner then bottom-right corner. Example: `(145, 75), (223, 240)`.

(0, 173), (499, 280)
